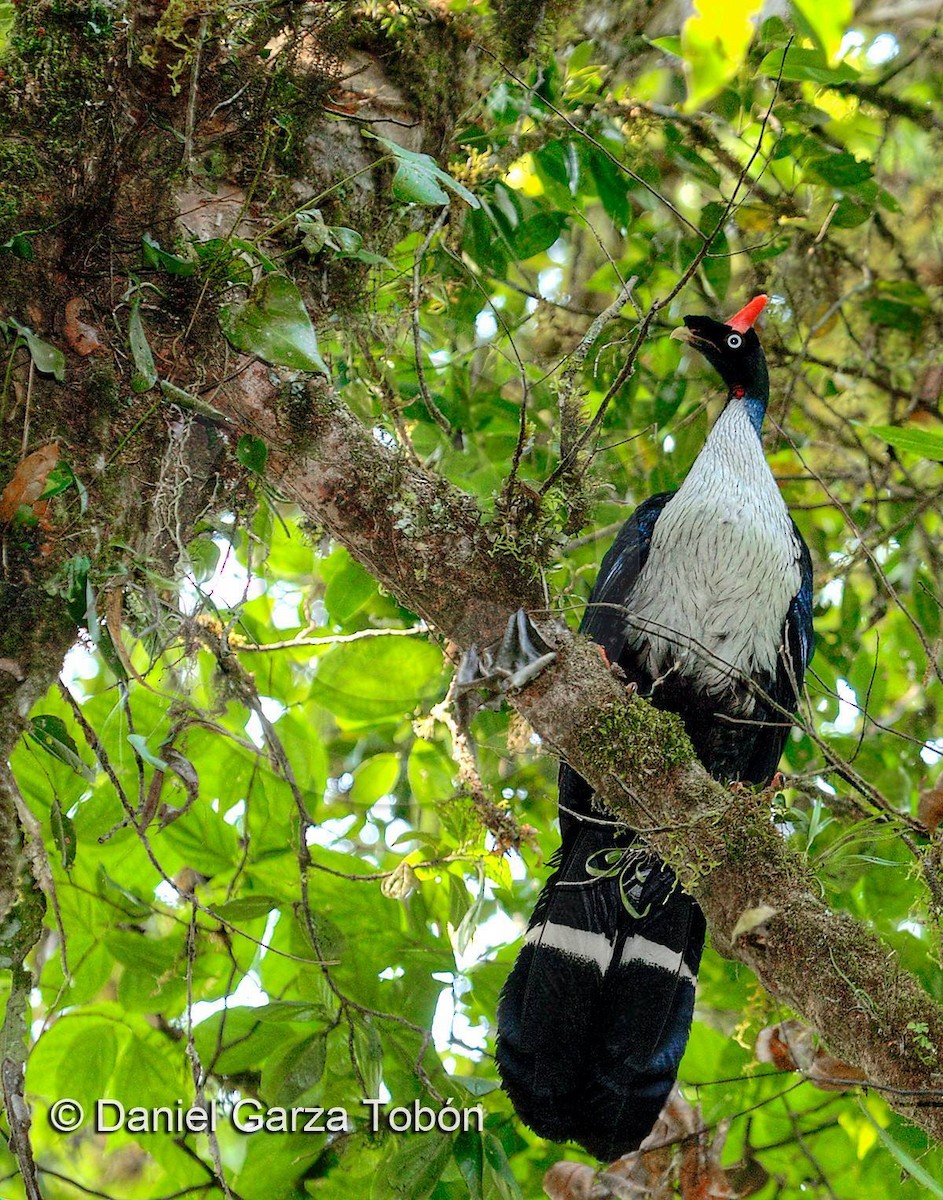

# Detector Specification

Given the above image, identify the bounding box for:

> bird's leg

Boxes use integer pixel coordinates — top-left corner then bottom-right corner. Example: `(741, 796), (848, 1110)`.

(454, 610), (558, 716)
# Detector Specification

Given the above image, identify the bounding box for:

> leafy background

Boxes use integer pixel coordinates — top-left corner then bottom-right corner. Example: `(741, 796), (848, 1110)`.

(4, 0), (943, 1197)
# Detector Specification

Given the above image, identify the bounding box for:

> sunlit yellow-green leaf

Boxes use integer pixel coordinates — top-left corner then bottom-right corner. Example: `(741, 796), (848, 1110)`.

(792, 0), (853, 63)
(680, 0), (763, 110)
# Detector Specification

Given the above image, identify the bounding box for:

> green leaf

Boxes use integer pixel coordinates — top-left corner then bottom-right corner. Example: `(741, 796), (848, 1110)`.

(870, 426), (943, 461)
(862, 280), (929, 333)
(454, 868), (485, 955)
(127, 733), (168, 770)
(510, 212), (566, 260)
(310, 637), (444, 725)
(758, 44), (859, 83)
(791, 0), (853, 63)
(251, 1001), (329, 1023)
(648, 36), (681, 56)
(483, 1132), (524, 1200)
(142, 232), (196, 276)
(831, 196), (872, 228)
(323, 554), (377, 621)
(394, 158), (450, 205)
(159, 379), (226, 419)
(187, 535), (221, 583)
(210, 896), (282, 922)
(28, 715), (94, 781)
(700, 201), (730, 302)
(160, 801), (240, 874)
(349, 753), (400, 806)
(54, 1020), (119, 1115)
(327, 226), (364, 255)
(680, 0), (764, 110)
(805, 152), (873, 188)
(384, 1133), (452, 1199)
(371, 135), (480, 209)
(454, 1131), (484, 1200)
(237, 433), (269, 474)
(96, 867), (152, 919)
(195, 238), (254, 286)
(2, 233), (34, 261)
(10, 320), (65, 382)
(193, 1008), (293, 1074)
(407, 740), (456, 807)
(451, 1075), (500, 1097)
(39, 462), (77, 502)
(262, 1032), (327, 1104)
(220, 274), (329, 375)
(351, 1014), (383, 1098)
(860, 1106), (943, 1198)
(50, 802), (76, 869)
(128, 297), (158, 390)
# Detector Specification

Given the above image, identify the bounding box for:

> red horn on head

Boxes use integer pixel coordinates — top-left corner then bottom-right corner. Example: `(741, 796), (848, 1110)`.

(726, 294), (768, 333)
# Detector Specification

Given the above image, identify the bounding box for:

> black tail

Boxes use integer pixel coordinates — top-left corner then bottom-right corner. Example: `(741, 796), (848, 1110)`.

(496, 768), (705, 1161)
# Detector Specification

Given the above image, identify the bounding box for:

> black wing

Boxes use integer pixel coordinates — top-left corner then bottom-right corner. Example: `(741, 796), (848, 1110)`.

(579, 491), (675, 656)
(558, 491), (675, 829)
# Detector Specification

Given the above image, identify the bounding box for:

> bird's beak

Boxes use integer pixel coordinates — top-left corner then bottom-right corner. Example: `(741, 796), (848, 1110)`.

(669, 327), (695, 345)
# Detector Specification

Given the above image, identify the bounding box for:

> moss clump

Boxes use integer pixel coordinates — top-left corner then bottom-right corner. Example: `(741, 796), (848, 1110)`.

(0, 141), (45, 243)
(83, 363), (122, 417)
(583, 694), (696, 783)
(490, 0), (568, 61)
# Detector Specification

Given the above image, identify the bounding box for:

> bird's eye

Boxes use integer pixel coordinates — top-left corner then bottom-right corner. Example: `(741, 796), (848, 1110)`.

(726, 333), (742, 349)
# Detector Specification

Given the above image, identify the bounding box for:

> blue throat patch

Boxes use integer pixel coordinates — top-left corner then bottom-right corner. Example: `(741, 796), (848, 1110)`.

(742, 393), (767, 435)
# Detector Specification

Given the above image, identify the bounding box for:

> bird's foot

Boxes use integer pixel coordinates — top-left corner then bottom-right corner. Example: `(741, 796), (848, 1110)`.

(455, 610), (557, 713)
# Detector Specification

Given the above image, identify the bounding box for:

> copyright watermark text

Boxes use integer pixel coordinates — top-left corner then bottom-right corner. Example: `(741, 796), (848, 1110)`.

(48, 1097), (485, 1136)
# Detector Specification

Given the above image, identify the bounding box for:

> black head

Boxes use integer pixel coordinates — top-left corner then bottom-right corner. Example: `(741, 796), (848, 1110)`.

(671, 295), (770, 401)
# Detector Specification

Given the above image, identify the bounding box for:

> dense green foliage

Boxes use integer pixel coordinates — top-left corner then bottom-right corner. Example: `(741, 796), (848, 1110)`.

(5, 0), (943, 1197)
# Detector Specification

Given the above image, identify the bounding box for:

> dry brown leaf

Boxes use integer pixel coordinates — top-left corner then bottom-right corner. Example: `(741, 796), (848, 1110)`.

(105, 586), (140, 684)
(725, 1156), (770, 1198)
(141, 767), (166, 828)
(678, 1112), (733, 1200)
(544, 1090), (747, 1200)
(918, 777), (943, 831)
(756, 1020), (866, 1091)
(63, 298), (105, 356)
(542, 1160), (598, 1200)
(807, 1052), (868, 1091)
(0, 442), (60, 523)
(756, 1019), (815, 1072)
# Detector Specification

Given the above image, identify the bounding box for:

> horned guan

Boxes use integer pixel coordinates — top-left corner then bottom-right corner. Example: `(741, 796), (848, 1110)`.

(495, 295), (814, 1160)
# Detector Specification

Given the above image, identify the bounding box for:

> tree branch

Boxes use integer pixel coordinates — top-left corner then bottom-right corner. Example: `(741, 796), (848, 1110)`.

(213, 370), (943, 1142)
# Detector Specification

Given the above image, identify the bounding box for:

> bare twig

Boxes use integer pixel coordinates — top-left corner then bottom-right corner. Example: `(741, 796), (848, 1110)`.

(411, 208), (452, 435)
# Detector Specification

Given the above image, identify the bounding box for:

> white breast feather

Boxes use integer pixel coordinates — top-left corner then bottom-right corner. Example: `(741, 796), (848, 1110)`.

(626, 400), (801, 708)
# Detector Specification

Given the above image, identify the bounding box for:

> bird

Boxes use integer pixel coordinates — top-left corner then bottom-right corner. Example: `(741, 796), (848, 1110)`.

(495, 294), (814, 1161)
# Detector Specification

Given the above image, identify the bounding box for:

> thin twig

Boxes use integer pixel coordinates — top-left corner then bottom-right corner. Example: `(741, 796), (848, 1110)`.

(556, 275), (638, 468)
(411, 208), (452, 434)
(236, 623), (427, 652)
(182, 14), (210, 171)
